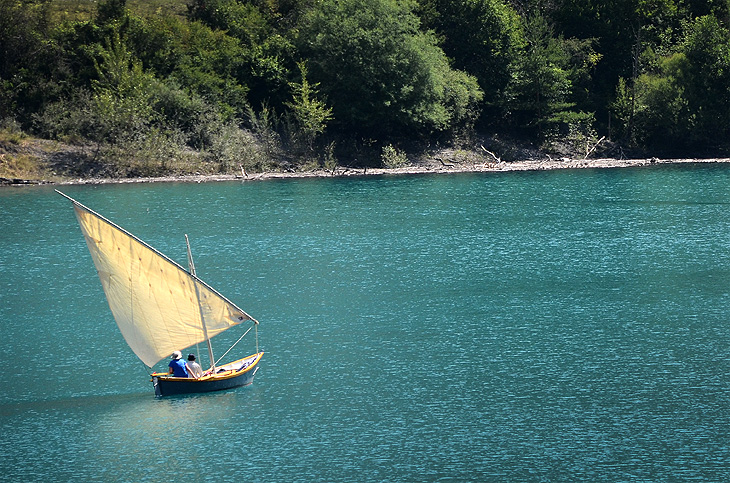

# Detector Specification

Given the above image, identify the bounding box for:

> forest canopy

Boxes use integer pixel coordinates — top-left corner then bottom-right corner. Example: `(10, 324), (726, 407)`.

(1, 0), (730, 176)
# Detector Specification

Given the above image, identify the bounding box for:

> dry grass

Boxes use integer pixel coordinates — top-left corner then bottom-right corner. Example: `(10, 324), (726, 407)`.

(0, 153), (47, 180)
(0, 133), (238, 183)
(0, 126), (47, 180)
(50, 0), (188, 23)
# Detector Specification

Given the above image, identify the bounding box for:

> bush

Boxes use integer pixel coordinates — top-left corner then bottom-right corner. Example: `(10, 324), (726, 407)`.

(0, 118), (26, 144)
(206, 122), (271, 173)
(544, 111), (599, 157)
(381, 144), (407, 168)
(246, 103), (282, 163)
(322, 141), (338, 173)
(93, 127), (191, 177)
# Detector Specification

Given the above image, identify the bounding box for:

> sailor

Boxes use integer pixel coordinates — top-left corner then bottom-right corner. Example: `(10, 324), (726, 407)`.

(168, 350), (189, 377)
(186, 353), (204, 379)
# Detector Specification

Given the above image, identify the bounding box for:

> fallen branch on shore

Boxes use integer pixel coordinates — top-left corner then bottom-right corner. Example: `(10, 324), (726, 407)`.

(584, 136), (606, 159)
(480, 145), (502, 167)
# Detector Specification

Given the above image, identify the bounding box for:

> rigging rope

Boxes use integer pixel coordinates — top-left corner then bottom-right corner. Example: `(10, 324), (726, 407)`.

(214, 325), (253, 366)
(141, 359), (154, 377)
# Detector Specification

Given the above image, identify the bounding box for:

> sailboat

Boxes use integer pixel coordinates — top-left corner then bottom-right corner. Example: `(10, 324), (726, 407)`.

(57, 190), (263, 397)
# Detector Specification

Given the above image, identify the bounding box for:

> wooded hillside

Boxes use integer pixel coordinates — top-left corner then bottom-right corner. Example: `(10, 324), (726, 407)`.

(2, 0), (729, 178)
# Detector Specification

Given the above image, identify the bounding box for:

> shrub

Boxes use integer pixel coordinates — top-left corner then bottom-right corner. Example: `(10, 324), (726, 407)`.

(0, 118), (26, 144)
(322, 141), (337, 173)
(381, 144), (407, 168)
(206, 122), (268, 173)
(544, 110), (599, 157)
(246, 103), (282, 162)
(285, 62), (333, 153)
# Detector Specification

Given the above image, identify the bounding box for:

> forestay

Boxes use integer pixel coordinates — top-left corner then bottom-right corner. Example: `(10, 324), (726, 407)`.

(72, 203), (253, 367)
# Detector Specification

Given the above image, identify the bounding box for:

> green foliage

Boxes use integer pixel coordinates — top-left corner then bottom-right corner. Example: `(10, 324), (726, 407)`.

(612, 15), (730, 150)
(32, 89), (93, 141)
(504, 11), (604, 145)
(439, 68), (484, 142)
(206, 122), (259, 173)
(611, 77), (634, 142)
(246, 102), (282, 163)
(187, 0), (295, 110)
(419, 0), (522, 121)
(285, 62), (333, 152)
(322, 141), (337, 173)
(297, 0), (482, 137)
(545, 110), (599, 157)
(0, 0), (61, 121)
(381, 144), (408, 168)
(679, 15), (730, 141)
(507, 13), (573, 133)
(0, 0), (52, 80)
(128, 17), (250, 119)
(97, 0), (126, 24)
(632, 54), (689, 148)
(5, 0), (730, 176)
(91, 30), (156, 142)
(187, 0), (269, 45)
(95, 126), (186, 177)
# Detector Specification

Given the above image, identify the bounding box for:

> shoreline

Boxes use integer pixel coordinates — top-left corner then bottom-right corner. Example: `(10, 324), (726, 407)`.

(2, 156), (729, 186)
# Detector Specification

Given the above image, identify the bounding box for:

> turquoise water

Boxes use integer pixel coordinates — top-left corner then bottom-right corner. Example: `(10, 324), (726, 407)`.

(2, 165), (730, 481)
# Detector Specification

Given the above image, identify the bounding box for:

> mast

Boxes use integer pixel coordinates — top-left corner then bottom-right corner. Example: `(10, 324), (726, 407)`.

(186, 234), (216, 373)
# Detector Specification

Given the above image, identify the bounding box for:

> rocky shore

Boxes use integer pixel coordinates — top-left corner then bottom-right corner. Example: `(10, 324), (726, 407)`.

(2, 155), (727, 186)
(2, 132), (730, 187)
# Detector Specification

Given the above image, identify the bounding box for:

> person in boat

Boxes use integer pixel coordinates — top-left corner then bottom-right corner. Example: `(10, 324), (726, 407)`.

(186, 353), (203, 379)
(168, 350), (189, 377)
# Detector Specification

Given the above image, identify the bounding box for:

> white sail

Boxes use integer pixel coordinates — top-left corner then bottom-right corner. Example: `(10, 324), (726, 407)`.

(71, 202), (254, 368)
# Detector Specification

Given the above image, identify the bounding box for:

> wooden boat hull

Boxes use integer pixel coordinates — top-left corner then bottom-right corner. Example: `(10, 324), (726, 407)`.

(151, 352), (263, 397)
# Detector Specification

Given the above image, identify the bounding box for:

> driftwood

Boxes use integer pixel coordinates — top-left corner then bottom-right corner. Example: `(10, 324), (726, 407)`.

(584, 136), (606, 159)
(436, 156), (454, 167)
(480, 145), (501, 167)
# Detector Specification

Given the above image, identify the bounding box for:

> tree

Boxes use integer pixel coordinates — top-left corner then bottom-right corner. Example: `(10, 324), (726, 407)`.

(0, 0), (55, 121)
(296, 0), (482, 138)
(679, 14), (730, 143)
(621, 54), (688, 148)
(122, 15), (250, 120)
(613, 15), (730, 150)
(0, 0), (50, 80)
(91, 29), (155, 143)
(187, 0), (295, 111)
(548, 0), (686, 121)
(506, 13), (573, 133)
(285, 62), (333, 152)
(418, 0), (522, 123)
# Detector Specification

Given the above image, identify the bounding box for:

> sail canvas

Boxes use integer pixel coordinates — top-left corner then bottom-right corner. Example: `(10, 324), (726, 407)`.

(73, 204), (253, 367)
